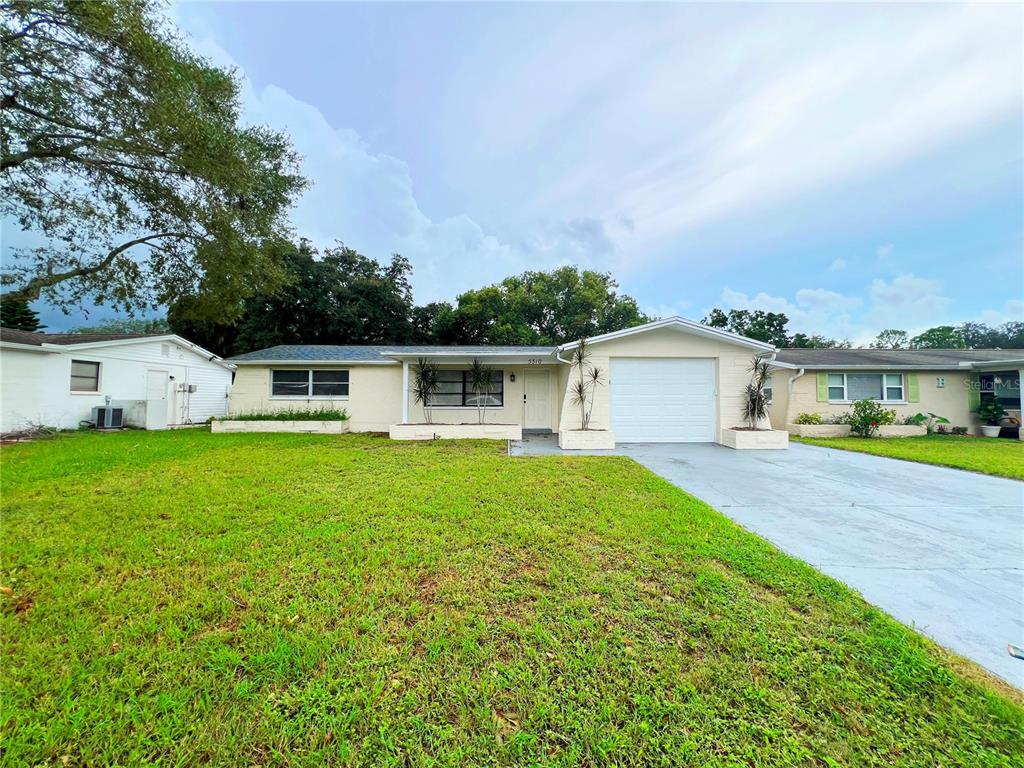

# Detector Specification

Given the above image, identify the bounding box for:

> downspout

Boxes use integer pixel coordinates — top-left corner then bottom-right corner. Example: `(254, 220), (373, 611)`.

(786, 368), (805, 427)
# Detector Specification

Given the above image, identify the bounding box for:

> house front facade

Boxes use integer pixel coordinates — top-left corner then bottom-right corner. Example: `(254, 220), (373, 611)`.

(0, 328), (234, 433)
(225, 317), (774, 443)
(225, 317), (1024, 445)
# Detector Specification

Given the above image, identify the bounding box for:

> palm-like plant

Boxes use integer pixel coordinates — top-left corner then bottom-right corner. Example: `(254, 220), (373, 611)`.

(743, 356), (772, 430)
(412, 358), (440, 424)
(467, 358), (494, 424)
(569, 338), (604, 430)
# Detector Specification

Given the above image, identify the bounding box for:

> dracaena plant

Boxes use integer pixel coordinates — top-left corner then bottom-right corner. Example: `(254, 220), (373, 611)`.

(742, 356), (772, 430)
(467, 358), (495, 424)
(569, 338), (604, 429)
(412, 358), (439, 424)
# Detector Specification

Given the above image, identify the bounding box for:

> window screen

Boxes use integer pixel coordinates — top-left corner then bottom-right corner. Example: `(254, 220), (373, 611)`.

(70, 360), (100, 392)
(847, 374), (883, 401)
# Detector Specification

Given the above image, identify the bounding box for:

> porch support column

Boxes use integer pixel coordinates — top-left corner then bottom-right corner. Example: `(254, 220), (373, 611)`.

(402, 360), (410, 424)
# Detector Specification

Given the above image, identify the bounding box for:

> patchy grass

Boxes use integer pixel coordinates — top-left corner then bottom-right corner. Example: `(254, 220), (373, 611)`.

(792, 434), (1024, 480)
(2, 430), (1022, 766)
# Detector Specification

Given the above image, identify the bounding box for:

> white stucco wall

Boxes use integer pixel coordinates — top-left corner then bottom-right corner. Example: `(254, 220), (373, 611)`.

(0, 339), (232, 432)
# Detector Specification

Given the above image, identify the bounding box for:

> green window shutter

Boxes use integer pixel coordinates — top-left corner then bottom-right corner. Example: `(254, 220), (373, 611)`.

(906, 374), (919, 403)
(816, 372), (828, 402)
(967, 373), (981, 411)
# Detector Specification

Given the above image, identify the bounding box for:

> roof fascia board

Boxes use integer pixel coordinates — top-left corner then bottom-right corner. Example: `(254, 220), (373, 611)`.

(0, 341), (54, 353)
(781, 364), (966, 371)
(234, 360), (397, 364)
(379, 351), (557, 358)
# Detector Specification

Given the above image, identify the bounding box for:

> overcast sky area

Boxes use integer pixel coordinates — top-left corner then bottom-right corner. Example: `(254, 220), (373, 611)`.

(5, 2), (1023, 343)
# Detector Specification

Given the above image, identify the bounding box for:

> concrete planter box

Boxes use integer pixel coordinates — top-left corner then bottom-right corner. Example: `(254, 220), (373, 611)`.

(877, 425), (927, 438)
(212, 420), (349, 434)
(558, 429), (615, 450)
(389, 423), (522, 441)
(787, 424), (851, 438)
(721, 428), (790, 450)
(787, 424), (927, 438)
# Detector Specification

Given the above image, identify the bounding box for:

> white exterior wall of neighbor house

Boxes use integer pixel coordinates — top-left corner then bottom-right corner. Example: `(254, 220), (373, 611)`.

(229, 363), (564, 433)
(769, 370), (986, 434)
(0, 339), (232, 432)
(557, 327), (760, 440)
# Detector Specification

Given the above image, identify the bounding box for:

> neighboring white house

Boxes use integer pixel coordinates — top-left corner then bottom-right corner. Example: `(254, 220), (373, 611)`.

(0, 328), (234, 433)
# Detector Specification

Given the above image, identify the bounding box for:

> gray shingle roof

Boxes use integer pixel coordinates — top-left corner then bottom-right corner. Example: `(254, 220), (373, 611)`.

(0, 327), (161, 346)
(774, 348), (1024, 369)
(226, 344), (558, 363)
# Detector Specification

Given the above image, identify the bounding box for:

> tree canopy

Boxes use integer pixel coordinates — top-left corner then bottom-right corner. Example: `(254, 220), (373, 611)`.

(444, 267), (651, 345)
(908, 325), (967, 349)
(1, 0), (306, 321)
(69, 316), (169, 334)
(170, 241), (416, 356)
(701, 308), (846, 348)
(0, 296), (43, 330)
(870, 329), (910, 349)
(169, 258), (652, 356)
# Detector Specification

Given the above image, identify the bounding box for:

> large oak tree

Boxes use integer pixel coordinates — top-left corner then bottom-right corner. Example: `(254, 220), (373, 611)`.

(1, 0), (306, 320)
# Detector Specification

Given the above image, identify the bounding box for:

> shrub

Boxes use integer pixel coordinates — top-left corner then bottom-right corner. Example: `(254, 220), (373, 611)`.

(848, 399), (896, 438)
(218, 408), (349, 422)
(906, 412), (950, 433)
(951, 426), (968, 436)
(794, 412), (823, 425)
(824, 412), (852, 425)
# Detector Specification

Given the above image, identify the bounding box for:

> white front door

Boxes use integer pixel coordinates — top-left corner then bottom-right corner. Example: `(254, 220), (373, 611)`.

(610, 358), (716, 442)
(524, 370), (551, 429)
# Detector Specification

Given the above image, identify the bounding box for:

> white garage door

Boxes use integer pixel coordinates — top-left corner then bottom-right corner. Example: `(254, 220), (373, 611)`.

(610, 358), (716, 442)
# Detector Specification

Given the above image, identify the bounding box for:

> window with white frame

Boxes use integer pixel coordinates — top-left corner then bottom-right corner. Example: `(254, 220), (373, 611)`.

(427, 369), (504, 407)
(271, 369), (349, 397)
(827, 373), (904, 402)
(70, 360), (100, 392)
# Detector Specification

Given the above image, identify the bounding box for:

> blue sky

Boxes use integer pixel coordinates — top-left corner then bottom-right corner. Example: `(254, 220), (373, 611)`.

(7, 2), (1023, 343)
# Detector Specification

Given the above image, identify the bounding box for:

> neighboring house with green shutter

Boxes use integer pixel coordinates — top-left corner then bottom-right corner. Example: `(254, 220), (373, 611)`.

(769, 349), (1024, 437)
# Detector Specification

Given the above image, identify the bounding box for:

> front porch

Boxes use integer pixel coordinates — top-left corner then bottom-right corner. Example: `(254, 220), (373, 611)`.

(385, 349), (566, 437)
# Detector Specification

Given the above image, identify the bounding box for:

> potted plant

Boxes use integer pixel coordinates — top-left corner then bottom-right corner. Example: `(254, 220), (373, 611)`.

(558, 338), (614, 449)
(722, 357), (788, 449)
(976, 400), (1007, 438)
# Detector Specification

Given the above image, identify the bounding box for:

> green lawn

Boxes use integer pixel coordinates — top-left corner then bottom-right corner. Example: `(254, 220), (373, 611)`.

(2, 431), (1022, 766)
(792, 434), (1024, 480)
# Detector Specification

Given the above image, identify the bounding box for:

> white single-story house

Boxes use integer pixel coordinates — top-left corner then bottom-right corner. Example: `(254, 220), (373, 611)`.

(225, 316), (1024, 446)
(226, 317), (771, 444)
(770, 348), (1023, 438)
(0, 327), (234, 433)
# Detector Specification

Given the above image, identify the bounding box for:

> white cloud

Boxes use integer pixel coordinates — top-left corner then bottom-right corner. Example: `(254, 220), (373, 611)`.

(174, 17), (625, 304)
(978, 298), (1024, 327)
(828, 258), (847, 271)
(795, 288), (862, 312)
(875, 243), (895, 260)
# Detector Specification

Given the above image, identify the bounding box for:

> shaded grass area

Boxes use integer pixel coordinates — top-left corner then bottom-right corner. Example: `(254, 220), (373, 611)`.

(792, 434), (1024, 480)
(2, 430), (1022, 766)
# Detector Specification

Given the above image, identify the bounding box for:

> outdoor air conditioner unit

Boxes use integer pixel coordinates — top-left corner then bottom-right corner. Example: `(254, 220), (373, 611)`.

(92, 406), (124, 430)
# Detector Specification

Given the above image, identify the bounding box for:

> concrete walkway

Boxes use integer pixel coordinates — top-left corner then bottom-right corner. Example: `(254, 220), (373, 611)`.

(511, 434), (1024, 687)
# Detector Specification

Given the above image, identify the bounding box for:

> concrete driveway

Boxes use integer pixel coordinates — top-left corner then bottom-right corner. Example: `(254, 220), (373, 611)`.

(511, 435), (1024, 687)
